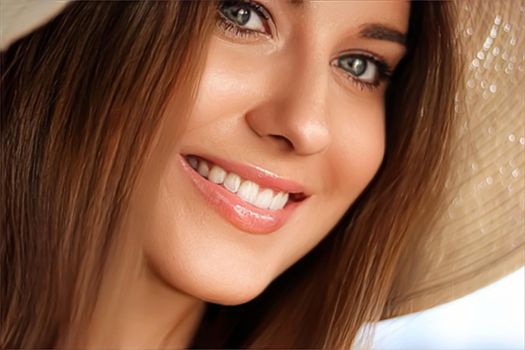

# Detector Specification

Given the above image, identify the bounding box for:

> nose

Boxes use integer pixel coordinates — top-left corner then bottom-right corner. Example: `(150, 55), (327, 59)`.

(245, 64), (331, 156)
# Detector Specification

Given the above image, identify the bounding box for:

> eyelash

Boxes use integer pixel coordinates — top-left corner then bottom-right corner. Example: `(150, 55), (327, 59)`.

(216, 0), (393, 91)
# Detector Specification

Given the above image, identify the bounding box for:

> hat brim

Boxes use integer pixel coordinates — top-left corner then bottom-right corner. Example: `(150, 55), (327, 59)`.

(0, 0), (71, 51)
(383, 0), (525, 318)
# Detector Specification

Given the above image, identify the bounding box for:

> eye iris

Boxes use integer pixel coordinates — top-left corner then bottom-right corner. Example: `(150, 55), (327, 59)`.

(223, 4), (251, 25)
(340, 57), (367, 76)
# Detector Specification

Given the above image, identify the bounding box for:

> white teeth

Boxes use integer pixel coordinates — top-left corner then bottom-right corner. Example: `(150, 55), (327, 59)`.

(189, 156), (293, 211)
(208, 165), (227, 184)
(197, 161), (209, 177)
(252, 188), (274, 210)
(269, 192), (289, 210)
(237, 180), (259, 204)
(223, 173), (241, 193)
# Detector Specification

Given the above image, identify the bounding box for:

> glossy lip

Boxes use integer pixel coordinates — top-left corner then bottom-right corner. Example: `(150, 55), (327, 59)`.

(178, 154), (307, 234)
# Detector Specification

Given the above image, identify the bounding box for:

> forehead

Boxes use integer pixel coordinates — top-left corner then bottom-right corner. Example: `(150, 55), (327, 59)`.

(284, 0), (410, 34)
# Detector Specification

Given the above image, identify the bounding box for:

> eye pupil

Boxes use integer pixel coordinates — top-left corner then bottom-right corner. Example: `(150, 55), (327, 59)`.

(340, 56), (367, 76)
(351, 59), (366, 76)
(223, 4), (251, 25)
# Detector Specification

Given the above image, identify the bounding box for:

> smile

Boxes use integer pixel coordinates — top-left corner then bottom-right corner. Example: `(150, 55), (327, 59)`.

(179, 154), (308, 234)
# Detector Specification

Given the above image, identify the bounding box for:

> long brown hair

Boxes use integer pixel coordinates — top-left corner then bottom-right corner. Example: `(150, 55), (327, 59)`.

(1, 1), (459, 348)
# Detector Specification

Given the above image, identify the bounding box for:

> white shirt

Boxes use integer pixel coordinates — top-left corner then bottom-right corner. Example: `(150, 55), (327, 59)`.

(368, 267), (525, 349)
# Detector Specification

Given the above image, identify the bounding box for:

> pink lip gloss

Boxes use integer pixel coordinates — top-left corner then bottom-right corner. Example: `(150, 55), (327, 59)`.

(179, 154), (305, 234)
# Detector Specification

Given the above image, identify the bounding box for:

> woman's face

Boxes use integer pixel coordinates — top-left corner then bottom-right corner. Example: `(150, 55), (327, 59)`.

(132, 0), (409, 305)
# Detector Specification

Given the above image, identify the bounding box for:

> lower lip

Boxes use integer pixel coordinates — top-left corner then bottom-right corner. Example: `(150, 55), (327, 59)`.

(179, 154), (302, 234)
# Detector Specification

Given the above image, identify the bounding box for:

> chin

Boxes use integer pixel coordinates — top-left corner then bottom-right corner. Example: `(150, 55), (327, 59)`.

(146, 245), (275, 306)
(179, 269), (272, 306)
(194, 277), (269, 306)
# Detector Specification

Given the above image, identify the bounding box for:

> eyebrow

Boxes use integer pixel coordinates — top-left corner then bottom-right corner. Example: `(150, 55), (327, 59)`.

(288, 0), (305, 8)
(359, 24), (407, 46)
(286, 0), (406, 46)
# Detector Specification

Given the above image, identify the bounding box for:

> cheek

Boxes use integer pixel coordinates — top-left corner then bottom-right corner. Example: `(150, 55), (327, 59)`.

(328, 96), (386, 201)
(187, 38), (283, 135)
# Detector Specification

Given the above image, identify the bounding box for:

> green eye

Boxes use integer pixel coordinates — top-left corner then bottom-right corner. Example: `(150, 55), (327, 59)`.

(331, 52), (392, 90)
(336, 55), (377, 82)
(218, 0), (270, 35)
(339, 56), (368, 77)
(221, 3), (253, 26)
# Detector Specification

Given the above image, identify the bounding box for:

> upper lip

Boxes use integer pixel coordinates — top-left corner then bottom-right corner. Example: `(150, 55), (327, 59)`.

(183, 153), (309, 196)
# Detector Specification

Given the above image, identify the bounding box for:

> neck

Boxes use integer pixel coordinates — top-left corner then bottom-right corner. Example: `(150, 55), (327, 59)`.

(75, 259), (206, 348)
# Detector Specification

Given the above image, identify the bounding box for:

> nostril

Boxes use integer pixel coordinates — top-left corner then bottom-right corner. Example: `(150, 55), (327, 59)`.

(270, 134), (294, 150)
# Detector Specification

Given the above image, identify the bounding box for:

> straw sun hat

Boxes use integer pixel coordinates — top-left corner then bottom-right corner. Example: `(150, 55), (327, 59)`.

(1, 0), (524, 319)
